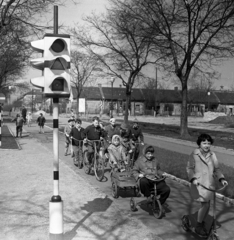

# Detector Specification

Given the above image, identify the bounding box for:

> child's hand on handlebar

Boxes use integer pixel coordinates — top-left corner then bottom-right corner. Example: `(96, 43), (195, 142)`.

(139, 173), (144, 178)
(221, 179), (228, 186)
(192, 179), (199, 186)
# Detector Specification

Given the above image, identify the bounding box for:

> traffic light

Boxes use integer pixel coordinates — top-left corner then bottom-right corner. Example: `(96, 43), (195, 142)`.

(30, 33), (71, 98)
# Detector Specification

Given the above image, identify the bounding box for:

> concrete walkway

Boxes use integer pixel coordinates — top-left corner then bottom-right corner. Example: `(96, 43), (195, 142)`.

(1, 115), (234, 240)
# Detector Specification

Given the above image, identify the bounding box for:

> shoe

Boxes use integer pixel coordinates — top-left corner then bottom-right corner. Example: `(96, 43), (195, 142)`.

(147, 196), (153, 204)
(195, 222), (208, 238)
(64, 153), (68, 156)
(201, 221), (208, 235)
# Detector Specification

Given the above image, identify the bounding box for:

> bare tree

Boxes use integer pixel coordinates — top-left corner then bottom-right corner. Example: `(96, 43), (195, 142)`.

(70, 50), (99, 115)
(0, 0), (78, 92)
(71, 0), (162, 122)
(128, 0), (234, 136)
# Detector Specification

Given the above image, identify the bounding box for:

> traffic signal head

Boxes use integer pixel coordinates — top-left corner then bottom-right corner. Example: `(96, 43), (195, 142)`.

(30, 33), (71, 98)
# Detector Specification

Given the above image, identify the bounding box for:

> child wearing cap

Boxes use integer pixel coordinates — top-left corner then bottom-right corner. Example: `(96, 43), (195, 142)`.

(64, 118), (74, 156)
(132, 145), (170, 206)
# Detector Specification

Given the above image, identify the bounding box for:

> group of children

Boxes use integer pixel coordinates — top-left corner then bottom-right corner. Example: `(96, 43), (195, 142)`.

(12, 111), (46, 137)
(63, 114), (229, 235)
(63, 115), (144, 172)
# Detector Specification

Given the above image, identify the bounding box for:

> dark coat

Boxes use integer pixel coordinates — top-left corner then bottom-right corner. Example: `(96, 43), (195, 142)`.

(132, 145), (164, 184)
(104, 124), (121, 143)
(37, 116), (46, 126)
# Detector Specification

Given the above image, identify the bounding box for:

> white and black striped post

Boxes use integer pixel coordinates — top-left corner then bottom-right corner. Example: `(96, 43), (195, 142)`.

(49, 97), (63, 239)
(49, 6), (63, 239)
(0, 104), (2, 147)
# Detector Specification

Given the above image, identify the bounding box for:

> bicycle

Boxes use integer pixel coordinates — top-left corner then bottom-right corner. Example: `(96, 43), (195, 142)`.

(83, 139), (105, 181)
(130, 175), (166, 219)
(128, 141), (144, 169)
(181, 183), (227, 240)
(70, 137), (83, 169)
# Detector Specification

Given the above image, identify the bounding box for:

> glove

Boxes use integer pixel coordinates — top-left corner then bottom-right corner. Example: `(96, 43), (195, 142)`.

(192, 179), (199, 186)
(138, 173), (144, 178)
(221, 180), (228, 186)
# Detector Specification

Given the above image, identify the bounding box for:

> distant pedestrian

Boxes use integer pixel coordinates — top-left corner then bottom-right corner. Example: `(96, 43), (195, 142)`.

(37, 113), (46, 133)
(12, 113), (25, 138)
(64, 118), (75, 156)
(70, 109), (75, 120)
(26, 112), (32, 127)
(21, 106), (27, 124)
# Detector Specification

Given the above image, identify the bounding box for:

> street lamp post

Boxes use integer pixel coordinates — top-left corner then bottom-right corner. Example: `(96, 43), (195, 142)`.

(31, 89), (34, 113)
(110, 77), (115, 117)
(207, 91), (210, 111)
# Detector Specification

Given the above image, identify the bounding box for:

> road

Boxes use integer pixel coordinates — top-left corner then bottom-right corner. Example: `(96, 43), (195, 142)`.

(23, 118), (234, 240)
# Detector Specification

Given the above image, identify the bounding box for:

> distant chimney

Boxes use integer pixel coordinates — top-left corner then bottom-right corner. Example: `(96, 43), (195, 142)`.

(119, 85), (122, 88)
(174, 87), (178, 90)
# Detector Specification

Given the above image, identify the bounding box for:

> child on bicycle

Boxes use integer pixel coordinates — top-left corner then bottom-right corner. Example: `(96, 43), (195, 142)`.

(187, 133), (228, 238)
(82, 116), (105, 167)
(108, 135), (128, 172)
(132, 145), (170, 205)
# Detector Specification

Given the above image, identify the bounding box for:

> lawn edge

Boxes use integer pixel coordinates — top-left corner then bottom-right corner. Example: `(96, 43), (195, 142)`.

(165, 173), (234, 205)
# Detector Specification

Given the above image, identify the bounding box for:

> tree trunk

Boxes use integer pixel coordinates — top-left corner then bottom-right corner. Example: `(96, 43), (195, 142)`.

(124, 93), (131, 123)
(76, 94), (80, 118)
(180, 82), (190, 137)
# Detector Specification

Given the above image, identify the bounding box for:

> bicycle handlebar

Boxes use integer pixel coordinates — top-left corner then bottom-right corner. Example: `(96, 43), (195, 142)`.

(145, 175), (166, 182)
(198, 183), (227, 192)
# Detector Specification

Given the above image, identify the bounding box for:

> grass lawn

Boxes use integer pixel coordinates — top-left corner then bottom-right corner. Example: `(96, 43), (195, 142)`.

(0, 125), (19, 150)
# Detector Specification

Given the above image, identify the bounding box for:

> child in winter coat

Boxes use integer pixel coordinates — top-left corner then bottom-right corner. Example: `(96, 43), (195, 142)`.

(108, 135), (128, 172)
(37, 113), (46, 133)
(12, 114), (25, 138)
(26, 112), (32, 127)
(187, 133), (228, 238)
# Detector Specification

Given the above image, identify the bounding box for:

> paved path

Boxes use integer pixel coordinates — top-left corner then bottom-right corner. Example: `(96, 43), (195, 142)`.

(0, 113), (233, 240)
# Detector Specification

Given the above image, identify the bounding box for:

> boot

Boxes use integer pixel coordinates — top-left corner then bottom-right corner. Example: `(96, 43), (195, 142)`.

(195, 222), (208, 238)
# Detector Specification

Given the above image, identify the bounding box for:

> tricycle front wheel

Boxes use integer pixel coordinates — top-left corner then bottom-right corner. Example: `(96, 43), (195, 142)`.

(112, 181), (119, 198)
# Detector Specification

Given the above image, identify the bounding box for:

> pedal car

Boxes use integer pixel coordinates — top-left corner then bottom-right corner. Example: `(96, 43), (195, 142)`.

(111, 170), (139, 199)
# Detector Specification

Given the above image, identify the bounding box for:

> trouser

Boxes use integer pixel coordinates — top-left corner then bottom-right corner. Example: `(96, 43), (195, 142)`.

(73, 145), (83, 164)
(85, 142), (101, 164)
(16, 126), (22, 137)
(139, 178), (171, 205)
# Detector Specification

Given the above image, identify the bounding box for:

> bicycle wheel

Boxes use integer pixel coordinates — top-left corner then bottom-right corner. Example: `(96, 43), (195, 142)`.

(181, 215), (191, 232)
(77, 151), (83, 169)
(94, 152), (104, 181)
(208, 232), (220, 240)
(130, 197), (137, 211)
(152, 196), (163, 219)
(83, 151), (90, 174)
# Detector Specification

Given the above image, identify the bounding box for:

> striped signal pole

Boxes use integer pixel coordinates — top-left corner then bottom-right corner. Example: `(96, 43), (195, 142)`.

(0, 104), (2, 147)
(49, 97), (63, 239)
(0, 93), (6, 147)
(49, 6), (63, 240)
